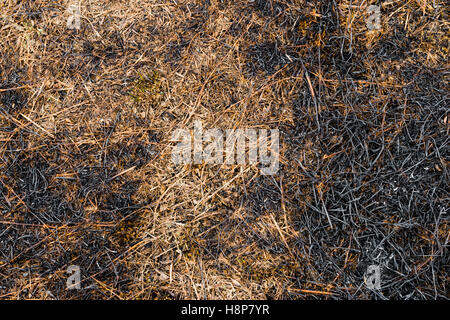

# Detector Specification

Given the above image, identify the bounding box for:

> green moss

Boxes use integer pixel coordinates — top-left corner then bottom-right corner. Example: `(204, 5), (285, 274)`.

(129, 70), (161, 104)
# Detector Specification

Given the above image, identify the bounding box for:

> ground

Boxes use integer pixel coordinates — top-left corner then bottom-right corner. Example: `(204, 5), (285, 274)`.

(0, 0), (448, 299)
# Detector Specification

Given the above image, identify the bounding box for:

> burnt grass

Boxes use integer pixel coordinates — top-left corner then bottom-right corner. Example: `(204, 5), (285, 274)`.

(0, 0), (448, 299)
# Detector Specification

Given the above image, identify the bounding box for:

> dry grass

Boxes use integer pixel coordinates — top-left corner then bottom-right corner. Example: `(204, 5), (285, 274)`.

(0, 0), (448, 299)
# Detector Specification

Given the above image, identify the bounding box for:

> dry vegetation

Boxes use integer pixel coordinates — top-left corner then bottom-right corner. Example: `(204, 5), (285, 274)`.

(0, 0), (448, 299)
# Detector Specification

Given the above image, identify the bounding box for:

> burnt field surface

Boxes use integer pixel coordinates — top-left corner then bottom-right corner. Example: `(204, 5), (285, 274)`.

(0, 0), (448, 299)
